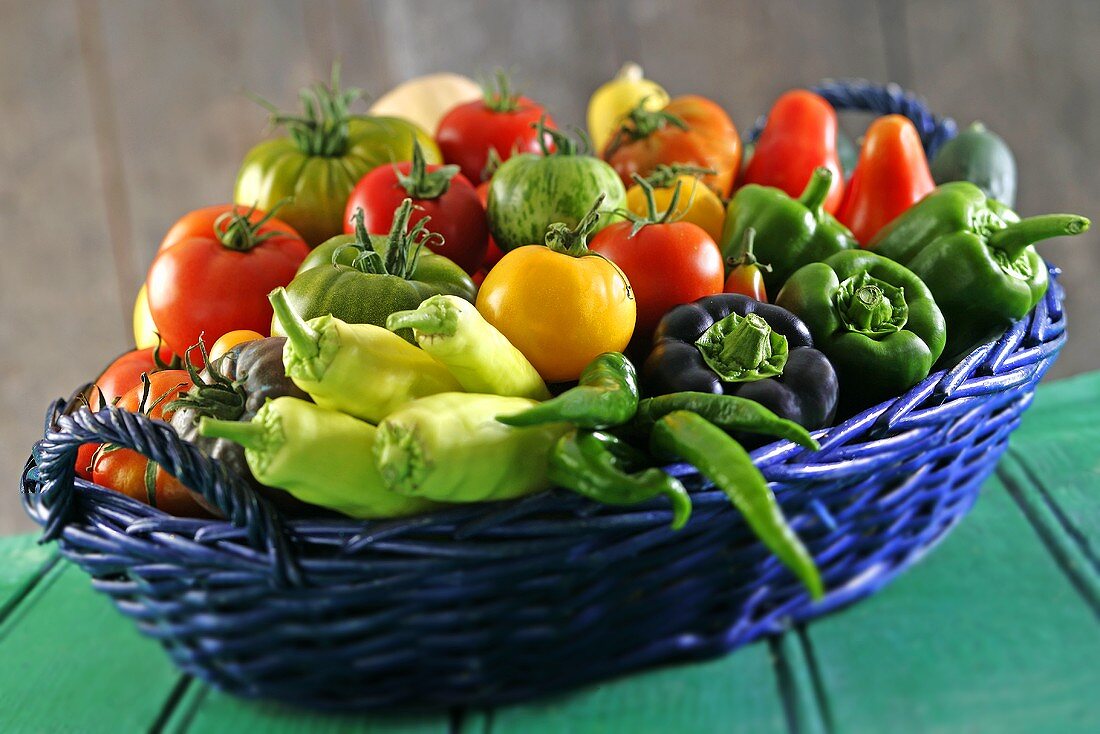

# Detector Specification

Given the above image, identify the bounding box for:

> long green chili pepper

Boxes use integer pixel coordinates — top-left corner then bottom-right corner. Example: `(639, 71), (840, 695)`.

(650, 410), (823, 599)
(548, 429), (691, 530)
(634, 392), (819, 450)
(498, 352), (639, 429)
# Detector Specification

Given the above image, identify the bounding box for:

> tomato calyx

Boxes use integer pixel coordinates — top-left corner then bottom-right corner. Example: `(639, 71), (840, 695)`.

(544, 195), (605, 257)
(341, 199), (441, 280)
(253, 63), (362, 157)
(214, 201), (290, 252)
(641, 163), (716, 189)
(166, 339), (247, 422)
(533, 117), (589, 157)
(725, 228), (772, 273)
(480, 69), (523, 113)
(605, 99), (689, 156)
(622, 175), (688, 236)
(395, 141), (461, 199)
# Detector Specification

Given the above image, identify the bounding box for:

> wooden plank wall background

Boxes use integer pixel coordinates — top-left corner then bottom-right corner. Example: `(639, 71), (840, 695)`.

(1, 0), (1096, 535)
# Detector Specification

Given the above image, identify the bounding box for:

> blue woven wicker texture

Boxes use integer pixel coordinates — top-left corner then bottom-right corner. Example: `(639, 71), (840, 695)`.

(20, 81), (1064, 710)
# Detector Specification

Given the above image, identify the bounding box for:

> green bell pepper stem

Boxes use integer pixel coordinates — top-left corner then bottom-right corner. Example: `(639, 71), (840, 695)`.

(498, 352), (639, 429)
(269, 287), (321, 360)
(799, 166), (834, 212)
(197, 417), (266, 450)
(632, 393), (819, 450)
(721, 313), (773, 370)
(987, 214), (1090, 262)
(650, 410), (824, 600)
(548, 430), (691, 530)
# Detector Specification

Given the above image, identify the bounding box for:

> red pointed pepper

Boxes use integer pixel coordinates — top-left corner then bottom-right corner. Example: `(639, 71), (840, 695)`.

(742, 90), (844, 214)
(837, 115), (935, 245)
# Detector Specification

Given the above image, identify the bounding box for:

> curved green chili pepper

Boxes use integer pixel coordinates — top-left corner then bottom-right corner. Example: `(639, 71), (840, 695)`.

(498, 352), (639, 429)
(650, 410), (823, 600)
(548, 430), (691, 530)
(634, 392), (819, 450)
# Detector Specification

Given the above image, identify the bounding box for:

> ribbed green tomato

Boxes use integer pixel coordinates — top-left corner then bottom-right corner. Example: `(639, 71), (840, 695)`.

(232, 70), (440, 247)
(487, 126), (626, 252)
(235, 117), (439, 247)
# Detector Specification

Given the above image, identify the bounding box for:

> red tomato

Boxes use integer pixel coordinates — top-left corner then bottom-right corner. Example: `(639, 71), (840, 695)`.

(91, 369), (207, 517)
(146, 205), (309, 356)
(724, 266), (768, 302)
(344, 156), (488, 274)
(87, 346), (176, 412)
(114, 369), (192, 420)
(435, 84), (556, 184)
(92, 449), (209, 517)
(589, 221), (725, 339)
(476, 181), (505, 270)
(78, 346), (176, 480)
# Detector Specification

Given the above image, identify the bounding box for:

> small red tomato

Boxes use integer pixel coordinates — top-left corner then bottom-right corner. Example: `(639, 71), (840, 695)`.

(476, 180), (505, 270)
(345, 144), (488, 273)
(723, 227), (770, 302)
(91, 368), (208, 517)
(589, 215), (725, 340)
(146, 204), (309, 356)
(79, 345), (178, 479)
(435, 73), (556, 184)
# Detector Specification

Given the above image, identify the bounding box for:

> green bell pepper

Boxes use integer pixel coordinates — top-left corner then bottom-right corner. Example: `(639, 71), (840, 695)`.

(275, 199), (476, 343)
(870, 182), (1090, 360)
(775, 250), (946, 413)
(719, 166), (857, 295)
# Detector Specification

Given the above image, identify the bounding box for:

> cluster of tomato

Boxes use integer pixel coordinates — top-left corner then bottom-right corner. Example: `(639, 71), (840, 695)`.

(79, 65), (947, 512)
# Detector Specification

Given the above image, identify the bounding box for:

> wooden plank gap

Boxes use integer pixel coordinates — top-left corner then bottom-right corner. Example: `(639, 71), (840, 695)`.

(875, 0), (914, 87)
(997, 458), (1100, 618)
(148, 675), (196, 734)
(795, 625), (836, 734)
(768, 632), (830, 734)
(0, 552), (59, 629)
(158, 680), (211, 734)
(73, 0), (139, 332)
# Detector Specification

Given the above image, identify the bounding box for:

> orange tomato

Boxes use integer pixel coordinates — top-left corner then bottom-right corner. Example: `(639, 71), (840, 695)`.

(604, 95), (741, 198)
(476, 245), (635, 383)
(208, 329), (264, 363)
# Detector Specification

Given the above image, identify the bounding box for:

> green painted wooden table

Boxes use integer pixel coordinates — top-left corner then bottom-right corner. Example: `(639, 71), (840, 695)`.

(5, 373), (1100, 733)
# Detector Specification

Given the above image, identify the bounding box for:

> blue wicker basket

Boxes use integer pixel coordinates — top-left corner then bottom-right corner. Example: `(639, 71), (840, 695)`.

(21, 81), (1063, 711)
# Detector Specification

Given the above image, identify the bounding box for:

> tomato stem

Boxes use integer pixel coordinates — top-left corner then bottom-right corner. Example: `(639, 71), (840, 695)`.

(214, 200), (290, 252)
(623, 175), (686, 236)
(544, 195), (604, 256)
(251, 62), (362, 157)
(532, 116), (585, 157)
(642, 164), (716, 190)
(726, 228), (773, 273)
(396, 141), (460, 199)
(480, 69), (522, 113)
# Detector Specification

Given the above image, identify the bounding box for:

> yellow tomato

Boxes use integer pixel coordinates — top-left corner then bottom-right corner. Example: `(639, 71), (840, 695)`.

(626, 174), (726, 242)
(133, 284), (159, 349)
(208, 330), (264, 363)
(587, 63), (669, 154)
(476, 246), (635, 383)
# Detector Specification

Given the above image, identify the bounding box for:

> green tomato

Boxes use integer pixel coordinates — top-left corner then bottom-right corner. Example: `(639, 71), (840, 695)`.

(487, 152), (627, 251)
(298, 233), (477, 301)
(234, 117), (440, 247)
(275, 226), (477, 343)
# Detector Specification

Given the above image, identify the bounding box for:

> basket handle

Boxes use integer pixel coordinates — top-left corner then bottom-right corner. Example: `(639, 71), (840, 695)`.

(29, 402), (304, 587)
(747, 78), (958, 159)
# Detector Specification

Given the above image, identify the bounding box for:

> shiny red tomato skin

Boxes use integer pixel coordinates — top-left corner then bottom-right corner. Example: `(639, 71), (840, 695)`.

(589, 221), (725, 339)
(87, 346), (175, 412)
(724, 267), (769, 302)
(435, 97), (556, 184)
(146, 209), (309, 356)
(344, 162), (488, 274)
